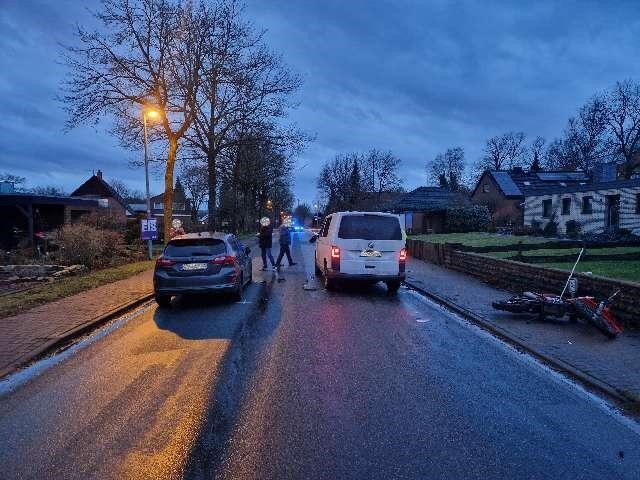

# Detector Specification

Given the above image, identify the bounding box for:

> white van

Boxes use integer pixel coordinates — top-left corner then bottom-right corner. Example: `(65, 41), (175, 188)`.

(313, 211), (407, 292)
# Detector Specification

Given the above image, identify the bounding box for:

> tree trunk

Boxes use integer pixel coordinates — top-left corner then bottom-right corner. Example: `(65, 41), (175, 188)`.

(164, 136), (178, 242)
(207, 148), (217, 231)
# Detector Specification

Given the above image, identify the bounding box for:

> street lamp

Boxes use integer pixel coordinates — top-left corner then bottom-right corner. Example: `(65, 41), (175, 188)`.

(143, 106), (162, 259)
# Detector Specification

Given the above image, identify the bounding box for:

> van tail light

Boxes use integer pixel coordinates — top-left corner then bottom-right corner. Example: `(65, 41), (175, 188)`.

(399, 247), (407, 273)
(212, 255), (236, 267)
(156, 256), (175, 268)
(330, 245), (340, 271)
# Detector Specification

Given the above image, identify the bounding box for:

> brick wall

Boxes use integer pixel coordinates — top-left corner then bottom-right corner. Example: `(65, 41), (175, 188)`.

(406, 239), (640, 327)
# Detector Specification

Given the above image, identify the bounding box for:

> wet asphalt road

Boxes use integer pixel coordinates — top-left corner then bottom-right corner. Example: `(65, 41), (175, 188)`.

(0, 231), (639, 479)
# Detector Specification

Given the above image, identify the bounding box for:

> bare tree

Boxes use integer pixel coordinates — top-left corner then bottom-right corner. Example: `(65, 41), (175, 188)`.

(179, 160), (209, 221)
(427, 147), (465, 189)
(546, 97), (610, 173)
(362, 149), (403, 194)
(605, 80), (640, 178)
(529, 136), (545, 172)
(0, 173), (27, 191)
(184, 0), (303, 230)
(62, 0), (207, 240)
(478, 132), (526, 171)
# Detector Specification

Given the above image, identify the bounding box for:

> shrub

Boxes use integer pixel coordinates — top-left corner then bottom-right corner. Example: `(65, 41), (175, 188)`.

(542, 212), (558, 237)
(57, 224), (124, 269)
(565, 220), (582, 239)
(531, 218), (543, 236)
(491, 204), (521, 227)
(513, 224), (534, 236)
(445, 205), (491, 233)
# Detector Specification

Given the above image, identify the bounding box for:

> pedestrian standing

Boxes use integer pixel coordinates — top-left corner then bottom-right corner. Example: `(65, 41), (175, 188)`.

(258, 218), (275, 271)
(275, 220), (296, 269)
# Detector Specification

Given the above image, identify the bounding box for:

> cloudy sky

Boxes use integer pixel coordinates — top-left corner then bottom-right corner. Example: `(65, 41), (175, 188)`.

(2, 0), (640, 204)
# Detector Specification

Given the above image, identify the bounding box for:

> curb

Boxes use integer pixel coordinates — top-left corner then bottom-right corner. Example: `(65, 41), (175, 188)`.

(0, 291), (155, 380)
(404, 279), (635, 405)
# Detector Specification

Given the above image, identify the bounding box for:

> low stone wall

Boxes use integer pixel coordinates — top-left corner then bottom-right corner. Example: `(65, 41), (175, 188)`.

(406, 239), (640, 327)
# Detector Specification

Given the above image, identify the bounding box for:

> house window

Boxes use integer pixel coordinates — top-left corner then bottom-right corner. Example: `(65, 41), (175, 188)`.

(636, 193), (640, 214)
(482, 183), (490, 193)
(561, 198), (571, 215)
(153, 202), (163, 209)
(582, 196), (593, 214)
(542, 199), (552, 218)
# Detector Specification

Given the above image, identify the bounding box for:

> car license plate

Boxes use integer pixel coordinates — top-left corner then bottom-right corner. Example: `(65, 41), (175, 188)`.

(360, 249), (381, 257)
(182, 263), (207, 271)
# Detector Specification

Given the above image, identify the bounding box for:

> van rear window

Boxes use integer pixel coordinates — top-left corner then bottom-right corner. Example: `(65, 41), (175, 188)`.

(164, 239), (226, 257)
(338, 215), (402, 240)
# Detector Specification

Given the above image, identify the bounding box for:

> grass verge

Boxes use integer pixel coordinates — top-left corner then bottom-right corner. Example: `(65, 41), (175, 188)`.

(542, 260), (640, 283)
(409, 232), (548, 247)
(0, 260), (154, 319)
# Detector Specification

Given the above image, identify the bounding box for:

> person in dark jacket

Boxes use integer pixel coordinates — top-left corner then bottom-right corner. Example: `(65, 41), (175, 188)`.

(275, 221), (296, 269)
(258, 220), (275, 271)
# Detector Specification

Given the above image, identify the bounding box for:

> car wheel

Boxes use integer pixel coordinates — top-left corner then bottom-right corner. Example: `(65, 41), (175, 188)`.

(385, 280), (401, 295)
(233, 274), (244, 301)
(155, 294), (171, 308)
(323, 264), (335, 291)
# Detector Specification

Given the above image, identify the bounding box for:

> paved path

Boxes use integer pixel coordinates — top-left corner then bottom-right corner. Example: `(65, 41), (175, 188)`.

(405, 258), (640, 402)
(0, 269), (153, 378)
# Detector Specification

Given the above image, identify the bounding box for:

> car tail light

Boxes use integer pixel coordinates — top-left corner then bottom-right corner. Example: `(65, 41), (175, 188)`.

(212, 255), (236, 266)
(156, 256), (175, 268)
(331, 245), (340, 271)
(399, 247), (407, 273)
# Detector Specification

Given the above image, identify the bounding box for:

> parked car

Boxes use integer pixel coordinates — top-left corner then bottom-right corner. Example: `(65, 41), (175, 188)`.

(153, 232), (252, 307)
(312, 211), (406, 293)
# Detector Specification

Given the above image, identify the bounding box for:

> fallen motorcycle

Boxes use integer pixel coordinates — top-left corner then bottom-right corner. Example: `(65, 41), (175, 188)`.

(491, 248), (624, 339)
(492, 290), (623, 339)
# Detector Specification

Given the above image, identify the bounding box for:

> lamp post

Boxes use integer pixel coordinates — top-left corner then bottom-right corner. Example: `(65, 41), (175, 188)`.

(143, 107), (161, 259)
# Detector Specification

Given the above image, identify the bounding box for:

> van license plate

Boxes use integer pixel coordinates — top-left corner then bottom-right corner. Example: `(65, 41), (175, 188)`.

(182, 263), (207, 271)
(360, 249), (381, 257)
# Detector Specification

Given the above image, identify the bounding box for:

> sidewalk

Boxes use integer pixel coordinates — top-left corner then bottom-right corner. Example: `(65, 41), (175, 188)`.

(405, 258), (640, 403)
(0, 269), (153, 378)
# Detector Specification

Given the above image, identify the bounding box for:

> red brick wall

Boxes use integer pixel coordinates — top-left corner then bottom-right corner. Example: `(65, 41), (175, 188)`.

(406, 239), (640, 327)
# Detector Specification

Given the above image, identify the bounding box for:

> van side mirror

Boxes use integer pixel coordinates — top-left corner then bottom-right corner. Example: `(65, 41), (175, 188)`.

(245, 246), (251, 255)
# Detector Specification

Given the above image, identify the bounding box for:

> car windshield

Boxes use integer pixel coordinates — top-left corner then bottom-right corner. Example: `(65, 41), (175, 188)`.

(338, 215), (402, 240)
(164, 239), (226, 257)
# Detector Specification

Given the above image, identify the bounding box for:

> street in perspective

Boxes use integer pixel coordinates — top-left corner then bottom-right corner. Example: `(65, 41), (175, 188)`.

(2, 1), (640, 479)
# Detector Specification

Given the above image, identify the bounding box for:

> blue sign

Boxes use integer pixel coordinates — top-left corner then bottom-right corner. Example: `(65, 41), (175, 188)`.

(141, 218), (158, 240)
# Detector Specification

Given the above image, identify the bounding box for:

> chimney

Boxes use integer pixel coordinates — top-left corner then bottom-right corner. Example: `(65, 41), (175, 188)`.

(96, 169), (103, 179)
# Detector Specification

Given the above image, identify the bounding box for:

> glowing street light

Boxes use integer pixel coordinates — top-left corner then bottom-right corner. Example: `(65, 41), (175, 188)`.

(142, 106), (163, 259)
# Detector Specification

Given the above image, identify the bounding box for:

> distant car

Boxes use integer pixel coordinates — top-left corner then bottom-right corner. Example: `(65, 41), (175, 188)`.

(312, 211), (406, 293)
(153, 232), (252, 307)
(292, 224), (304, 232)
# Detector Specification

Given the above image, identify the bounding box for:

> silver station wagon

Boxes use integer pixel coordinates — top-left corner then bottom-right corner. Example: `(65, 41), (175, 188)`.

(153, 232), (252, 307)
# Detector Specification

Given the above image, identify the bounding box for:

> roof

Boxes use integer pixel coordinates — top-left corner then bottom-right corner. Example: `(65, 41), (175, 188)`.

(392, 187), (470, 213)
(170, 231), (229, 241)
(71, 175), (133, 214)
(523, 177), (640, 197)
(0, 193), (100, 208)
(473, 169), (590, 199)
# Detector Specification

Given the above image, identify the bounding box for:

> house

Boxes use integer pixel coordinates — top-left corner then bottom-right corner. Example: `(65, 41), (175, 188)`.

(128, 178), (191, 220)
(471, 167), (589, 225)
(71, 170), (131, 220)
(0, 186), (100, 249)
(523, 178), (640, 235)
(392, 187), (470, 234)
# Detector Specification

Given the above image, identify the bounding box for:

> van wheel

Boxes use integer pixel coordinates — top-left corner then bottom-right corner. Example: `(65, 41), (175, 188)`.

(385, 280), (401, 295)
(323, 265), (335, 291)
(315, 253), (322, 275)
(155, 294), (171, 308)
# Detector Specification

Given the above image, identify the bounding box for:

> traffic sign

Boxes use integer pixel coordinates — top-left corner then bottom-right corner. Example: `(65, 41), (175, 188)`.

(141, 218), (158, 240)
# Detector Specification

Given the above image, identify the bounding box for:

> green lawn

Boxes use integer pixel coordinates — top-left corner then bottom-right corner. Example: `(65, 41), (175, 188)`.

(543, 261), (640, 284)
(408, 232), (547, 247)
(485, 246), (640, 259)
(0, 260), (154, 319)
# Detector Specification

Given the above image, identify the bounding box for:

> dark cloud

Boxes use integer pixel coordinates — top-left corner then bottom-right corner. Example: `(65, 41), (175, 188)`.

(2, 0), (640, 202)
